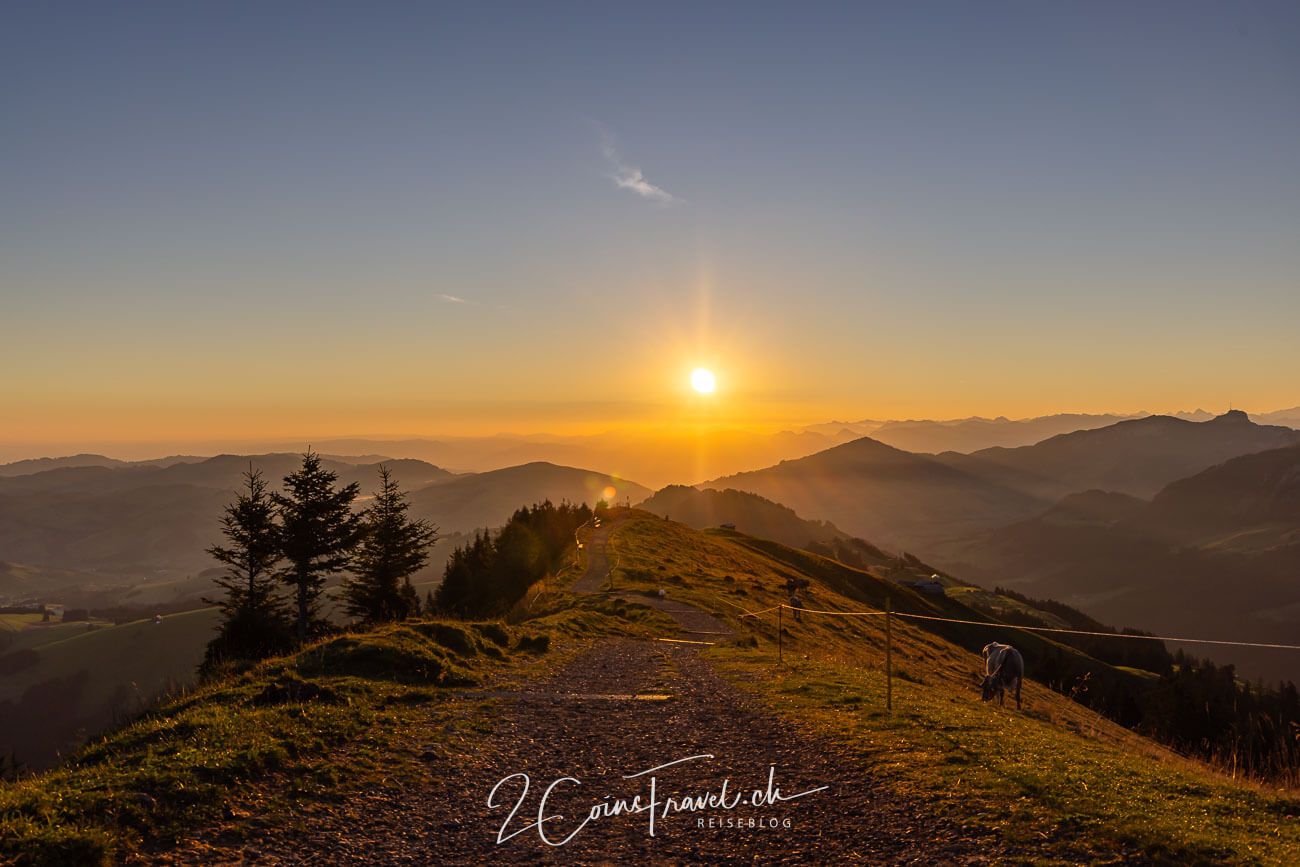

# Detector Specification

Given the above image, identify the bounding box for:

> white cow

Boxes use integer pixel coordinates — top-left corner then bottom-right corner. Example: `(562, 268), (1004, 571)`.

(981, 642), (1024, 709)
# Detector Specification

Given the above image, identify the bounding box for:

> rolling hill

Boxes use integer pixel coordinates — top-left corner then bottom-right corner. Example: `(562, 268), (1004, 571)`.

(407, 461), (649, 533)
(635, 485), (848, 550)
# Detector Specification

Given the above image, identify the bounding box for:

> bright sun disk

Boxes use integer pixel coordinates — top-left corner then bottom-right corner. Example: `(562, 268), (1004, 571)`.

(690, 368), (716, 394)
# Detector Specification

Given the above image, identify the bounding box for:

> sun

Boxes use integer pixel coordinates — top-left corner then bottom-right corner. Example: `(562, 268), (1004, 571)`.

(690, 368), (716, 394)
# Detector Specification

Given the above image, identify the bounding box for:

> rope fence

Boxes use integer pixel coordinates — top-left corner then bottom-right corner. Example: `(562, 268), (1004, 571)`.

(715, 596), (1300, 713)
(769, 603), (1300, 651)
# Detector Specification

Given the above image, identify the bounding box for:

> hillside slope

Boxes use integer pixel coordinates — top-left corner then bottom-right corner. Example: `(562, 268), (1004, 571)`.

(0, 608), (222, 771)
(635, 485), (848, 550)
(706, 436), (1048, 550)
(936, 443), (1300, 681)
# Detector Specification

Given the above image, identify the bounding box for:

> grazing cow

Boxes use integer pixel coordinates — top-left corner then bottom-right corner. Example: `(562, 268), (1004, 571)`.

(980, 642), (1024, 709)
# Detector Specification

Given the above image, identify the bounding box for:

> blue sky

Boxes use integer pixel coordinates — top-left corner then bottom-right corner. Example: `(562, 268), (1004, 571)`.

(2, 1), (1297, 445)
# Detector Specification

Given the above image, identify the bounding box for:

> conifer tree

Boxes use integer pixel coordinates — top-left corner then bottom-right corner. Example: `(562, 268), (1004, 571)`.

(203, 466), (291, 666)
(341, 465), (437, 623)
(274, 450), (363, 642)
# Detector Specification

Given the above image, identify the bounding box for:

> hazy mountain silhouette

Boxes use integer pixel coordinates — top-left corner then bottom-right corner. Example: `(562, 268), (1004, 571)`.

(0, 456), (647, 593)
(935, 411), (1300, 500)
(304, 428), (854, 489)
(1251, 406), (1300, 429)
(869, 413), (1139, 454)
(705, 436), (1050, 550)
(407, 462), (649, 534)
(0, 454), (206, 478)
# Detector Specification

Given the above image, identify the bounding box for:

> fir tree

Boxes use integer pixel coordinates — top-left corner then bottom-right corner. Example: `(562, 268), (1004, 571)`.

(274, 450), (363, 642)
(340, 465), (437, 623)
(203, 466), (291, 666)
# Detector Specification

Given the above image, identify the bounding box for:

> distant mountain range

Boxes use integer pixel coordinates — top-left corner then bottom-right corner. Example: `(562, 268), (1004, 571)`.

(276, 429), (855, 489)
(0, 454), (647, 605)
(0, 454), (207, 477)
(933, 410), (1300, 500)
(5, 408), (1292, 487)
(708, 411), (1299, 550)
(868, 413), (1143, 453)
(4, 409), (1297, 678)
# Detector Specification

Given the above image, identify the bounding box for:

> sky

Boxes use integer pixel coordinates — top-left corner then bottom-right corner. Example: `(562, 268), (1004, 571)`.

(3, 1), (1298, 454)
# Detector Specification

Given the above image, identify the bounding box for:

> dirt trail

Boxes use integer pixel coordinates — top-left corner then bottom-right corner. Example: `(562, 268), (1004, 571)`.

(569, 520), (613, 595)
(572, 517), (733, 642)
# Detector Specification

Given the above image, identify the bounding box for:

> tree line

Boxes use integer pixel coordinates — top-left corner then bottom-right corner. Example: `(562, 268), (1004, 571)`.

(433, 500), (593, 618)
(204, 451), (435, 669)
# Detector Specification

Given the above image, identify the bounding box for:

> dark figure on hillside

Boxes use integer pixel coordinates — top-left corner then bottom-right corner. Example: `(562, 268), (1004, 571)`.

(980, 642), (1024, 709)
(789, 593), (802, 621)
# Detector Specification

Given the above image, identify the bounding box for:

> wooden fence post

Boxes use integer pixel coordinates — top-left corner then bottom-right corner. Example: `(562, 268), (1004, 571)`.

(885, 594), (893, 712)
(778, 604), (783, 665)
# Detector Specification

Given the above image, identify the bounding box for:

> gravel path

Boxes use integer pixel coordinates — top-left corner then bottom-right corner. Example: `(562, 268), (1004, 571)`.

(569, 521), (613, 594)
(157, 639), (1006, 865)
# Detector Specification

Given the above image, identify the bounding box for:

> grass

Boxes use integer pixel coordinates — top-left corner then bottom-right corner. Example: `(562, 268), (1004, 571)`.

(710, 647), (1300, 865)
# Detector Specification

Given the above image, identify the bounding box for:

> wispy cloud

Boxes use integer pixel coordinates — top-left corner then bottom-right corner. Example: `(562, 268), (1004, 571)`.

(439, 293), (471, 304)
(600, 132), (680, 205)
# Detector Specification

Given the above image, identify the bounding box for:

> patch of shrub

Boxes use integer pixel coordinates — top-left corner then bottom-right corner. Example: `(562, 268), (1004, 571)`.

(432, 623), (478, 657)
(252, 678), (344, 707)
(516, 634), (550, 654)
(295, 628), (451, 683)
(472, 622), (511, 647)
